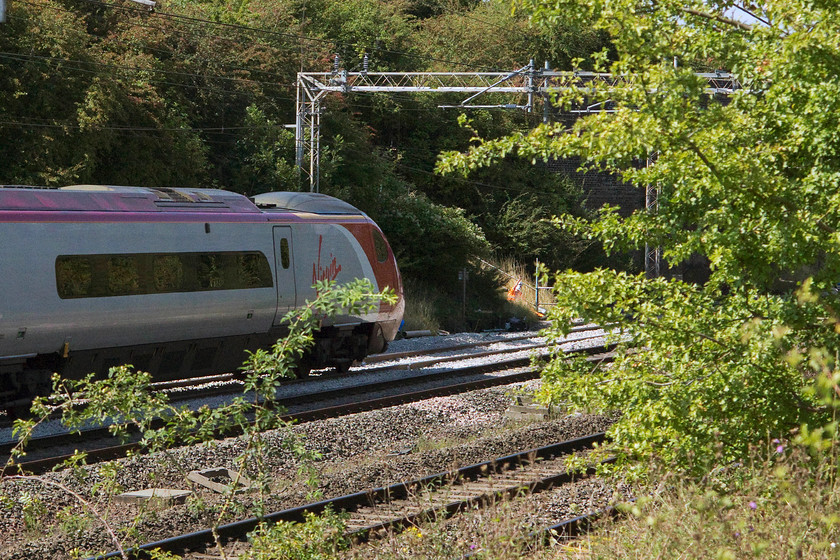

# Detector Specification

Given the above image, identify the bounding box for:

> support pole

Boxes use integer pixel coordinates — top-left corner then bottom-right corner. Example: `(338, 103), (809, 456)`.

(543, 61), (550, 124)
(645, 154), (661, 279)
(295, 78), (304, 179)
(527, 59), (535, 113)
(309, 96), (320, 193)
(295, 74), (324, 192)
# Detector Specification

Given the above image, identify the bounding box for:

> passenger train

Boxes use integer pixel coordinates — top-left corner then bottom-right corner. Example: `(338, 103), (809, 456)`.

(0, 185), (404, 411)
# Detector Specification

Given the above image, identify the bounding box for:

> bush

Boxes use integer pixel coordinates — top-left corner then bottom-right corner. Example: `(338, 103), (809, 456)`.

(559, 441), (840, 559)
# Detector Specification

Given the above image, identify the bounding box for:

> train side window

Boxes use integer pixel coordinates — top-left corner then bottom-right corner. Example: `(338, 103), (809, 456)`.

(280, 238), (290, 269)
(197, 254), (224, 290)
(56, 256), (93, 298)
(56, 251), (272, 298)
(239, 252), (274, 288)
(107, 256), (141, 296)
(154, 254), (185, 292)
(372, 229), (388, 263)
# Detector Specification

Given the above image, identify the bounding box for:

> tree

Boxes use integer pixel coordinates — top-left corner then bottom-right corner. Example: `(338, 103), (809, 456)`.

(230, 105), (299, 195)
(438, 0), (840, 475)
(291, 0), (417, 70)
(0, 2), (95, 184)
(415, 0), (606, 71)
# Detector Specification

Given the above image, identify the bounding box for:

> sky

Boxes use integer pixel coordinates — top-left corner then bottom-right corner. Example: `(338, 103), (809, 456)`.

(723, 4), (767, 27)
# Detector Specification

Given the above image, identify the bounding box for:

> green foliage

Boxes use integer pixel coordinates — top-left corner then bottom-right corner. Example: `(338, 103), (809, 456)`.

(231, 105), (300, 195)
(301, 0), (416, 69)
(540, 270), (825, 477)
(16, 491), (48, 533)
(439, 0), (840, 475)
(404, 0), (482, 20)
(244, 509), (349, 560)
(568, 442), (840, 559)
(0, 2), (95, 185)
(57, 505), (96, 538)
(1, 281), (393, 554)
(374, 189), (490, 284)
(476, 168), (593, 273)
(416, 0), (607, 71)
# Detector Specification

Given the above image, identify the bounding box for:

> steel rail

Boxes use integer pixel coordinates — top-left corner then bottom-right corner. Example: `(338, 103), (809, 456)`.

(1, 336), (559, 453)
(364, 323), (603, 364)
(148, 328), (574, 390)
(158, 325), (605, 396)
(0, 325), (606, 423)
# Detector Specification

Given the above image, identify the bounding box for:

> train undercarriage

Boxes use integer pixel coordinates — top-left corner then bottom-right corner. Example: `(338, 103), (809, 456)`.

(1, 322), (389, 417)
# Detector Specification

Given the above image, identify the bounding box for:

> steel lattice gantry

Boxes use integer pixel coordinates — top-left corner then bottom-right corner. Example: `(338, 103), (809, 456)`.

(295, 63), (737, 193)
(295, 63), (737, 280)
(295, 63), (545, 193)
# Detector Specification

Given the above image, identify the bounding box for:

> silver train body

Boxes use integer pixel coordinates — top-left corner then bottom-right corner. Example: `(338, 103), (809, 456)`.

(0, 185), (404, 408)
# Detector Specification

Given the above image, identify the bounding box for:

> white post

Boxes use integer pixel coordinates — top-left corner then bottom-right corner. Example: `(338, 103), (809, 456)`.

(1, 0), (7, 23)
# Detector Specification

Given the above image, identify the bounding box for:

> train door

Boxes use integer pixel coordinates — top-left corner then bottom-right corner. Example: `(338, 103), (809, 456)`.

(273, 226), (297, 324)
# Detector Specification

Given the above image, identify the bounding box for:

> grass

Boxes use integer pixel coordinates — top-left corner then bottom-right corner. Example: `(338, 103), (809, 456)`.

(401, 278), (443, 333)
(535, 441), (840, 560)
(413, 434), (474, 453)
(485, 255), (557, 316)
(401, 256), (551, 334)
(341, 498), (552, 560)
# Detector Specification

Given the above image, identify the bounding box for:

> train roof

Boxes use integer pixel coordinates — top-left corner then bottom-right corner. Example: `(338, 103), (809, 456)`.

(251, 192), (363, 215)
(0, 185), (364, 216)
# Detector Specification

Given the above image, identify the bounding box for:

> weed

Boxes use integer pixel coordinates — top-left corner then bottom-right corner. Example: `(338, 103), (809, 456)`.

(415, 434), (476, 453)
(244, 508), (349, 560)
(18, 490), (47, 534)
(556, 441), (840, 559)
(401, 278), (442, 333)
(57, 505), (95, 536)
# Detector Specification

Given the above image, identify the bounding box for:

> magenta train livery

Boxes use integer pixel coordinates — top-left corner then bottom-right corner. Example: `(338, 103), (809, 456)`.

(0, 185), (404, 411)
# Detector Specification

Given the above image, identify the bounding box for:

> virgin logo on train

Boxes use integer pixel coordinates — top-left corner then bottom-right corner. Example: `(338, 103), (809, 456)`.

(312, 235), (343, 284)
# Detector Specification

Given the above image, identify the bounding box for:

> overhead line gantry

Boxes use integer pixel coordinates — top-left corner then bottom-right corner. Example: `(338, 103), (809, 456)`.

(295, 59), (738, 193)
(295, 60), (737, 280)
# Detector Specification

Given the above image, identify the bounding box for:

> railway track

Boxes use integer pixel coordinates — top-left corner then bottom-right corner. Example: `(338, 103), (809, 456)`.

(147, 331), (559, 402)
(86, 432), (614, 560)
(0, 324), (606, 424)
(152, 324), (604, 402)
(1, 333), (616, 475)
(2, 329), (591, 432)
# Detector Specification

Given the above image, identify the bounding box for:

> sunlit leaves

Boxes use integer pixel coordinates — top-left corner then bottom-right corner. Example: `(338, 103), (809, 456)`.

(440, 0), (840, 474)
